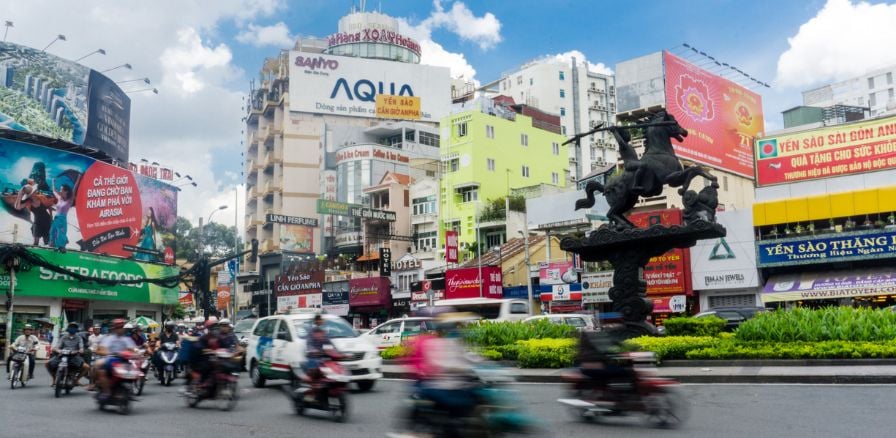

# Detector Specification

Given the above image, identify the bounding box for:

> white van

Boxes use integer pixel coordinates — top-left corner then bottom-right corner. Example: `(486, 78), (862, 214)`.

(429, 298), (531, 322)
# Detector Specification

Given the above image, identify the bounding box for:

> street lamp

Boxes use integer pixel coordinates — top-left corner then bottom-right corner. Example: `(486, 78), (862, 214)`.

(75, 48), (106, 62)
(116, 77), (150, 85)
(518, 230), (533, 315)
(101, 63), (132, 73)
(41, 34), (66, 52)
(198, 205), (229, 258)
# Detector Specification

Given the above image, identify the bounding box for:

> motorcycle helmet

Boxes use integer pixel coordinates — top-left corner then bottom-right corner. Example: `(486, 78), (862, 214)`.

(23, 324), (33, 330)
(111, 318), (126, 329)
(218, 318), (232, 327)
(204, 316), (219, 329)
(124, 323), (134, 329)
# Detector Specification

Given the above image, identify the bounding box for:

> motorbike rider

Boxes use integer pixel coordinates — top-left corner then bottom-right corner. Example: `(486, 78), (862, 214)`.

(577, 328), (635, 389)
(153, 321), (180, 376)
(6, 324), (38, 380)
(301, 314), (339, 387)
(95, 318), (137, 400)
(47, 323), (88, 387)
(187, 317), (220, 391)
(129, 324), (147, 348)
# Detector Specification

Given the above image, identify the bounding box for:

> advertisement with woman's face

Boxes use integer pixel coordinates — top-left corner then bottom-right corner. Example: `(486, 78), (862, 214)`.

(0, 137), (177, 263)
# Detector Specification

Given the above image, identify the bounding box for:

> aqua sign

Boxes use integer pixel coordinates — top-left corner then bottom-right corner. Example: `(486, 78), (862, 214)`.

(757, 228), (896, 267)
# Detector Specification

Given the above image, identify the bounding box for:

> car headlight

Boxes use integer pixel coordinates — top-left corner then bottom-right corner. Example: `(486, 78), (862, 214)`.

(365, 350), (379, 360)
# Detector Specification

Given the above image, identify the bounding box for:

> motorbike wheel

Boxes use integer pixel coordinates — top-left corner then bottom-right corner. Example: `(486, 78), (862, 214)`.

(331, 393), (348, 423)
(133, 378), (145, 396)
(165, 370), (173, 386)
(292, 392), (306, 415)
(54, 369), (65, 398)
(118, 397), (131, 416)
(185, 385), (201, 408)
(10, 367), (20, 390)
(645, 388), (688, 429)
(356, 379), (375, 392)
(219, 381), (238, 412)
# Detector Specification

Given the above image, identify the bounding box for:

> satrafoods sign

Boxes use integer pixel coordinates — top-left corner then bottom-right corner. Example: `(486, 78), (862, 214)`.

(289, 52), (450, 122)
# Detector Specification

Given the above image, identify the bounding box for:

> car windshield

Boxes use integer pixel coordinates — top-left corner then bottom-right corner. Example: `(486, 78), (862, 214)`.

(233, 320), (255, 332)
(295, 319), (357, 339)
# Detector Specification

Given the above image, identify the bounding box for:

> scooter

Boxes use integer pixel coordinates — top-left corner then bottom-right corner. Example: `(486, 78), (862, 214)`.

(97, 352), (142, 415)
(286, 354), (351, 422)
(158, 342), (179, 386)
(184, 348), (240, 411)
(9, 345), (30, 389)
(130, 348), (150, 396)
(53, 349), (80, 398)
(558, 351), (688, 428)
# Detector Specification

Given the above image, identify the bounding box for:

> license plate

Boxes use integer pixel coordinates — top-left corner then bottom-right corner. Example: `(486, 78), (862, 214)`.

(342, 363), (358, 370)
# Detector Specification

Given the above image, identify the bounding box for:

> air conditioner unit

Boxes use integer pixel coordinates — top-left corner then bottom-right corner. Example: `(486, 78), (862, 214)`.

(595, 159), (607, 166)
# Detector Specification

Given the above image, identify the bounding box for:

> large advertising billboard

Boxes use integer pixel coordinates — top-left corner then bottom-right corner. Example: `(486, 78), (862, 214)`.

(0, 42), (130, 163)
(663, 51), (764, 178)
(690, 210), (759, 290)
(289, 52), (450, 123)
(755, 115), (896, 186)
(0, 137), (177, 263)
(628, 209), (691, 296)
(445, 266), (503, 299)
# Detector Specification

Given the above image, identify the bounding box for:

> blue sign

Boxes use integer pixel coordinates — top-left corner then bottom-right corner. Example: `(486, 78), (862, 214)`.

(228, 260), (237, 274)
(757, 228), (896, 267)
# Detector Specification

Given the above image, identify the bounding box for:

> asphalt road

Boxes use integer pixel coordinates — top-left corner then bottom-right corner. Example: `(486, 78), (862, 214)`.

(1, 370), (893, 438)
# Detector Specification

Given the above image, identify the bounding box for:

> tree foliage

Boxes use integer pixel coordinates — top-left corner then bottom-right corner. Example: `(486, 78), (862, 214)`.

(174, 216), (237, 262)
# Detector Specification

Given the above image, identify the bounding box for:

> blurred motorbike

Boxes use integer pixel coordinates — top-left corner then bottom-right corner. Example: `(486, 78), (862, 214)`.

(184, 348), (240, 411)
(158, 342), (179, 386)
(97, 352), (142, 415)
(558, 351), (688, 428)
(286, 352), (351, 422)
(130, 348), (151, 396)
(9, 345), (30, 389)
(53, 349), (79, 398)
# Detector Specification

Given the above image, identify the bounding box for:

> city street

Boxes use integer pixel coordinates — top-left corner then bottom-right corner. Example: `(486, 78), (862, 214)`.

(1, 371), (893, 437)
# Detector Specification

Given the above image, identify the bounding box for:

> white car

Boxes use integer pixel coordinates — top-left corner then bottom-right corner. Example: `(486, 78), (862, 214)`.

(245, 310), (383, 391)
(361, 317), (435, 350)
(523, 314), (599, 331)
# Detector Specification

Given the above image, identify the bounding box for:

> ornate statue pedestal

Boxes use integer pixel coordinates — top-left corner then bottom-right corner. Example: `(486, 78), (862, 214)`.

(561, 220), (726, 339)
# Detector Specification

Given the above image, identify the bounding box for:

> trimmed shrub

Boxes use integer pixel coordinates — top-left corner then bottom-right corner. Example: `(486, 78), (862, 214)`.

(686, 340), (896, 360)
(380, 345), (410, 360)
(663, 316), (726, 337)
(495, 344), (523, 361)
(480, 349), (503, 361)
(516, 338), (577, 368)
(735, 307), (896, 342)
(623, 336), (720, 362)
(463, 319), (578, 347)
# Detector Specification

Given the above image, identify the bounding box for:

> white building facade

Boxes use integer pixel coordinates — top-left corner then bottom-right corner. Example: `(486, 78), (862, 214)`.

(803, 65), (896, 118)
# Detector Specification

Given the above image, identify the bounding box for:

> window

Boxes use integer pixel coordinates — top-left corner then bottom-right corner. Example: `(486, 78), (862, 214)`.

(552, 142), (560, 155)
(419, 131), (440, 147)
(403, 320), (429, 333)
(560, 107), (566, 116)
(448, 158), (459, 172)
(510, 302), (529, 314)
(460, 187), (478, 203)
(870, 93), (877, 107)
(552, 172), (559, 185)
(566, 317), (587, 328)
(415, 230), (437, 250)
(485, 125), (494, 138)
(276, 320), (292, 341)
(487, 158), (496, 171)
(859, 96), (865, 106)
(521, 133), (528, 146)
(457, 122), (468, 137)
(559, 71), (565, 80)
(295, 319), (356, 339)
(517, 76), (522, 85)
(869, 77), (875, 89)
(521, 166), (530, 177)
(888, 72), (893, 85)
(373, 322), (400, 334)
(560, 89), (566, 98)
(252, 318), (276, 337)
(562, 126), (567, 135)
(412, 196), (436, 215)
(890, 89), (895, 100)
(723, 176), (729, 191)
(529, 78), (533, 86)
(405, 129), (416, 141)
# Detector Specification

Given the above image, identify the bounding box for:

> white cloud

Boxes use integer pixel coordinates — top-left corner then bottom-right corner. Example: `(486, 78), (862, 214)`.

(551, 50), (614, 76)
(776, 0), (896, 88)
(235, 22), (294, 48)
(425, 0), (502, 50)
(161, 28), (235, 94)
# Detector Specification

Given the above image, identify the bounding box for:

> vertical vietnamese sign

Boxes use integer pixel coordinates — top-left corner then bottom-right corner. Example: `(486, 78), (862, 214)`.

(216, 270), (231, 312)
(445, 231), (458, 263)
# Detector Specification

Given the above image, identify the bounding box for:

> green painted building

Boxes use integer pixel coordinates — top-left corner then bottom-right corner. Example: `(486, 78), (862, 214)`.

(439, 98), (568, 259)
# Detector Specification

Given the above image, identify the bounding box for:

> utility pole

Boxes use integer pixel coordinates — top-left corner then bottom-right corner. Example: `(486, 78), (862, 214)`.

(231, 187), (239, 318)
(3, 254), (17, 360)
(520, 228), (534, 315)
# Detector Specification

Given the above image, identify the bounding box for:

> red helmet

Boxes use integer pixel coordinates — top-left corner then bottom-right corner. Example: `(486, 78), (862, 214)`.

(111, 318), (126, 329)
(204, 316), (219, 329)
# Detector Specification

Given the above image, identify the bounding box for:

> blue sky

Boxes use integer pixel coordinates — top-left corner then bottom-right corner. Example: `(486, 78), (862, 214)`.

(3, 0), (896, 228)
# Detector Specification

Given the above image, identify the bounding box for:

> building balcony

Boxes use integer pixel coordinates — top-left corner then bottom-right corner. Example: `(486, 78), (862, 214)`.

(263, 181), (282, 196)
(247, 185), (257, 199)
(411, 213), (438, 226)
(263, 151), (282, 167)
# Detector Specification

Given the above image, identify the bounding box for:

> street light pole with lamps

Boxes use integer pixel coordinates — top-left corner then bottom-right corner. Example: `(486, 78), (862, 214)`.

(518, 229), (533, 315)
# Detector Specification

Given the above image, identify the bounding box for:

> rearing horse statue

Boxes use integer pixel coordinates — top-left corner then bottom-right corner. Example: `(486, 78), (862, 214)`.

(576, 111), (717, 228)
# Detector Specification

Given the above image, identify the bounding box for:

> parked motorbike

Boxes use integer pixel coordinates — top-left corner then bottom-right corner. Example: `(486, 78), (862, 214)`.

(158, 342), (179, 386)
(130, 348), (151, 396)
(9, 345), (30, 389)
(184, 348), (240, 411)
(395, 365), (541, 437)
(97, 352), (142, 415)
(558, 351), (688, 428)
(54, 349), (80, 398)
(286, 354), (351, 422)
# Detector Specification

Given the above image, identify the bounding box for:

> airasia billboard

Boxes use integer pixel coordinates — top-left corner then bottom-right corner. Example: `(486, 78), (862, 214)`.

(664, 51), (764, 178)
(628, 209), (692, 296)
(445, 266), (502, 299)
(349, 277), (391, 307)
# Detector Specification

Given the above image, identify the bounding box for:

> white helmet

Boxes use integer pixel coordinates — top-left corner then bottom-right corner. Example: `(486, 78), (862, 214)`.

(219, 318), (232, 327)
(124, 323), (134, 329)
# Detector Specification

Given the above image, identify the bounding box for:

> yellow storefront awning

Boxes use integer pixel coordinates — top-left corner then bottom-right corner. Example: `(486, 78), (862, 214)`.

(754, 185), (896, 227)
(761, 267), (896, 303)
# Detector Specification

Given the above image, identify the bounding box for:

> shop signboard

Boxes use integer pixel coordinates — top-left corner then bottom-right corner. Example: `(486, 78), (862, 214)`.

(755, 115), (896, 186)
(628, 209), (692, 295)
(539, 261), (575, 286)
(757, 228), (896, 268)
(315, 198), (396, 221)
(289, 52), (449, 123)
(539, 283), (583, 302)
(445, 267), (502, 299)
(274, 270), (324, 295)
(761, 267), (896, 303)
(349, 277), (391, 307)
(663, 51), (764, 178)
(178, 291), (193, 307)
(445, 231), (458, 263)
(0, 42), (131, 163)
(0, 137), (178, 263)
(410, 278), (444, 302)
(0, 247), (178, 304)
(322, 281), (349, 316)
(277, 293), (322, 313)
(581, 271), (613, 304)
(379, 247), (392, 277)
(690, 210), (759, 290)
(266, 214), (318, 227)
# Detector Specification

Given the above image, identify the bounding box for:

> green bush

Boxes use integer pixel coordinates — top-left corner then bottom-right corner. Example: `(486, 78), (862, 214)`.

(735, 307), (896, 342)
(480, 349), (503, 361)
(623, 336), (720, 362)
(663, 316), (726, 337)
(516, 338), (577, 368)
(686, 340), (896, 360)
(380, 345), (410, 360)
(494, 344), (523, 361)
(463, 319), (577, 347)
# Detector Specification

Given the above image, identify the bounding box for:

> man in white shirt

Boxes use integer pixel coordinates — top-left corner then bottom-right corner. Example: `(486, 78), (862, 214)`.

(7, 324), (39, 380)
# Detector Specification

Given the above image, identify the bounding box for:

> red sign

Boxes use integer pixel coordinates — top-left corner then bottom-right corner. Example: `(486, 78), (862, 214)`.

(664, 51), (765, 178)
(274, 270), (324, 296)
(539, 261), (575, 285)
(349, 277), (391, 307)
(445, 267), (503, 299)
(445, 231), (458, 263)
(62, 299), (88, 310)
(628, 209), (692, 296)
(178, 291), (193, 307)
(216, 284), (231, 311)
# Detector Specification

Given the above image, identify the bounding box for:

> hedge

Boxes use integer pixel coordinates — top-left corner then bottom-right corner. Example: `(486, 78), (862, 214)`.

(623, 336), (720, 362)
(735, 307), (896, 342)
(662, 316), (726, 337)
(463, 319), (578, 347)
(516, 338), (577, 368)
(380, 345), (410, 360)
(686, 340), (896, 360)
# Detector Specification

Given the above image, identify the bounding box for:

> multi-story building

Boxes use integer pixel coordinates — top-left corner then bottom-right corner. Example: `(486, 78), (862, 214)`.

(802, 65), (896, 118)
(439, 96), (568, 260)
(486, 56), (617, 182)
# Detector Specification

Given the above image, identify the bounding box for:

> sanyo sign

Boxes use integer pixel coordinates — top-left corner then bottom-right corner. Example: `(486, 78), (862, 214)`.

(289, 51), (450, 123)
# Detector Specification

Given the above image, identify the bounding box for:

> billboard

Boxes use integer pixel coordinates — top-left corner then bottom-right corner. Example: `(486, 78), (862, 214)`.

(279, 224), (314, 253)
(289, 52), (450, 123)
(690, 210), (759, 290)
(349, 277), (391, 307)
(445, 266), (503, 299)
(755, 115), (896, 186)
(663, 51), (764, 178)
(628, 209), (691, 295)
(757, 229), (896, 268)
(0, 137), (177, 263)
(581, 271), (613, 304)
(315, 198), (396, 221)
(0, 247), (178, 304)
(539, 261), (575, 286)
(0, 42), (130, 163)
(762, 267), (896, 303)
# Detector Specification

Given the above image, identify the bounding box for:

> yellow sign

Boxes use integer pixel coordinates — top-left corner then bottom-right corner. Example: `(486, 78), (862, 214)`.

(375, 94), (421, 120)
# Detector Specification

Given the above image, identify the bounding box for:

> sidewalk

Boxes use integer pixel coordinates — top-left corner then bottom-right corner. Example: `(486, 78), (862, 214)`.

(381, 363), (896, 384)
